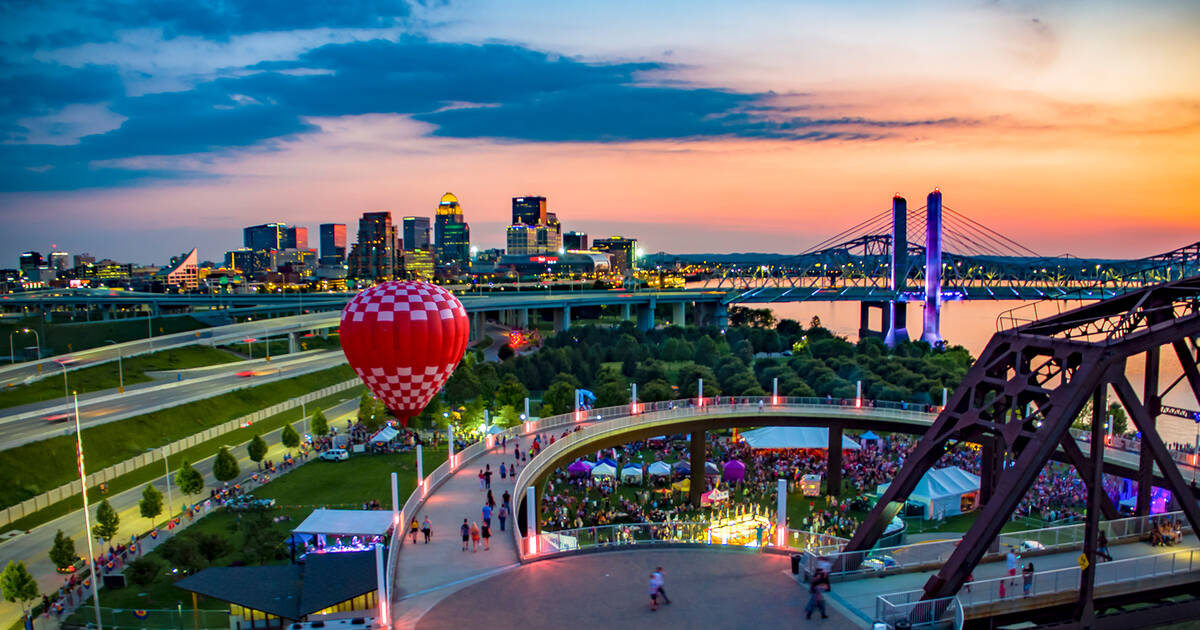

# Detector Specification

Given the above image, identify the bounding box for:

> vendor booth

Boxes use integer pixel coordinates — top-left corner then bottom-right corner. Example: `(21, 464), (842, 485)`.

(859, 431), (880, 448)
(647, 461), (672, 478)
(290, 509), (394, 560)
(367, 426), (399, 446)
(591, 462), (617, 478)
(740, 426), (862, 451)
(877, 466), (980, 519)
(704, 461), (721, 476)
(800, 474), (822, 496)
(620, 464), (643, 484)
(567, 460), (593, 477)
(672, 461), (691, 475)
(723, 460), (746, 483)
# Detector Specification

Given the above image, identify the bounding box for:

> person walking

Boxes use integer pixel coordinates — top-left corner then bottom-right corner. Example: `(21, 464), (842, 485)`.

(487, 489), (496, 509)
(482, 503), (492, 530)
(1097, 531), (1113, 561)
(498, 503), (508, 532)
(805, 573), (829, 619)
(409, 517), (420, 544)
(461, 519), (470, 552)
(421, 516), (432, 544)
(470, 521), (481, 552)
(478, 469), (485, 491)
(649, 573), (661, 611)
(481, 521), (491, 550)
(1006, 547), (1019, 577)
(484, 464), (493, 490)
(652, 566), (671, 605)
(1022, 563), (1035, 597)
(500, 462), (507, 480)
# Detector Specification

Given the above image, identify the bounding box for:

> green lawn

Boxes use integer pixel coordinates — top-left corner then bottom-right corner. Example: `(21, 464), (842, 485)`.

(0, 364), (356, 510)
(222, 334), (340, 358)
(66, 447), (446, 625)
(2, 316), (210, 358)
(0, 345), (240, 410)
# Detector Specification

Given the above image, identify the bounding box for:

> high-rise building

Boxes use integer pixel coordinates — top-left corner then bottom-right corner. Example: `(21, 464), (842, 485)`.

(283, 226), (308, 251)
(434, 193), (470, 275)
(155, 248), (199, 290)
(319, 224), (347, 264)
(349, 211), (398, 281)
(18, 252), (43, 278)
(402, 217), (431, 252)
(563, 231), (588, 251)
(48, 251), (70, 271)
(74, 253), (96, 268)
(506, 225), (538, 255)
(512, 196), (547, 226)
(592, 236), (639, 272)
(403, 249), (435, 281)
(243, 223), (285, 252)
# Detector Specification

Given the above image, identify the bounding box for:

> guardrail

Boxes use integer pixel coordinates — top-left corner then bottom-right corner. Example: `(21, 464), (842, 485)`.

(801, 510), (1191, 581)
(875, 594), (963, 630)
(524, 522), (845, 558)
(0, 377), (361, 529)
(881, 547), (1200, 612)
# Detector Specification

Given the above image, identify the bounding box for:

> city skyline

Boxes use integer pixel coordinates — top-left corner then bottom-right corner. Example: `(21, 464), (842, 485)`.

(2, 1), (1199, 263)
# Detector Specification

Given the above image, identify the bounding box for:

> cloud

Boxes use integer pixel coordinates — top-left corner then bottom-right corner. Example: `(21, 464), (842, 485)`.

(0, 37), (969, 191)
(0, 63), (124, 141)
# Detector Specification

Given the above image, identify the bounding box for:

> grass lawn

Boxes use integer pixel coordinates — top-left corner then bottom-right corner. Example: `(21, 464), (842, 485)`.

(66, 447), (447, 626)
(222, 334), (340, 358)
(1, 316), (209, 358)
(0, 364), (356, 510)
(3, 386), (365, 533)
(0, 345), (240, 410)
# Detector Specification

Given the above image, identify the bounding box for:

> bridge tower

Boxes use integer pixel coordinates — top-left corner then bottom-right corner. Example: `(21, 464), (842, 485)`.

(920, 189), (943, 345)
(884, 194), (909, 347)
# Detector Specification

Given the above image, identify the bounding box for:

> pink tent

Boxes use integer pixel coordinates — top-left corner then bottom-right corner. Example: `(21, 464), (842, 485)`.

(567, 460), (593, 477)
(722, 460), (746, 482)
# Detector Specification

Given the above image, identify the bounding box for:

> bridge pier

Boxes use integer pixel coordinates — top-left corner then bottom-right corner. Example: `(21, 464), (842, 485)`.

(884, 301), (908, 347)
(689, 431), (705, 507)
(885, 194), (910, 347)
(621, 303), (632, 321)
(554, 306), (571, 332)
(287, 332), (298, 354)
(671, 302), (686, 327)
(827, 426), (843, 495)
(517, 308), (529, 329)
(921, 189), (943, 345)
(469, 312), (484, 343)
(858, 301), (890, 340)
(636, 300), (656, 332)
(695, 302), (728, 329)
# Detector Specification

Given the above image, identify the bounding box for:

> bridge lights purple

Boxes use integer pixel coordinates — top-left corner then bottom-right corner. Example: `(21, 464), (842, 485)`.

(921, 189), (944, 345)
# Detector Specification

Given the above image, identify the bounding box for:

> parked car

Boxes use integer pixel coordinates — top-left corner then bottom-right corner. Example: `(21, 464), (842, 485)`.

(226, 495), (276, 511)
(1019, 540), (1047, 552)
(862, 554), (898, 572)
(320, 448), (349, 462)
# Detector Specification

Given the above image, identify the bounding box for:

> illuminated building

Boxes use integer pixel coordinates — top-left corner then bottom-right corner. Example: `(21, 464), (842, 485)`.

(434, 193), (470, 275)
(349, 211), (398, 281)
(244, 223), (285, 252)
(512, 196), (547, 225)
(282, 226), (308, 250)
(507, 195), (561, 255)
(563, 231), (588, 250)
(592, 237), (639, 272)
(48, 251), (70, 271)
(319, 223), (346, 264)
(404, 249), (435, 280)
(506, 224), (537, 255)
(402, 216), (431, 251)
(494, 251), (611, 275)
(18, 252), (43, 278)
(155, 248), (199, 290)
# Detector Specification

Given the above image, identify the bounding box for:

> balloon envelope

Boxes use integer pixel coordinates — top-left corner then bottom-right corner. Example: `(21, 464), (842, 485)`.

(340, 282), (470, 425)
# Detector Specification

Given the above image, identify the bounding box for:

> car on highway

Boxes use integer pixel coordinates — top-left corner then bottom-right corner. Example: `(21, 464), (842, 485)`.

(45, 413), (71, 423)
(320, 448), (349, 462)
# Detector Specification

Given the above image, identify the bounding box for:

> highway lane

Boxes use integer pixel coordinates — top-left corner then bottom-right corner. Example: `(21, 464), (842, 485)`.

(0, 397), (360, 630)
(0, 350), (348, 449)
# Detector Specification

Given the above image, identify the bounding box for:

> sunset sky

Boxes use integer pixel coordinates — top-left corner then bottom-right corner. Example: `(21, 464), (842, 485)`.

(2, 0), (1198, 264)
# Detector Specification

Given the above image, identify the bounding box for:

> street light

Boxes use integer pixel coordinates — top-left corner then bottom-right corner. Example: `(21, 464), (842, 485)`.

(73, 391), (104, 630)
(150, 447), (174, 521)
(8, 327), (40, 363)
(104, 340), (124, 393)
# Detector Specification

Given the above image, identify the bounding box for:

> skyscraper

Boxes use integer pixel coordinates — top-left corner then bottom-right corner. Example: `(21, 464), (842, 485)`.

(243, 223), (285, 252)
(349, 211), (398, 281)
(283, 226), (309, 251)
(402, 217), (431, 251)
(563, 231), (588, 250)
(592, 236), (639, 272)
(512, 196), (547, 226)
(434, 193), (470, 275)
(319, 223), (347, 263)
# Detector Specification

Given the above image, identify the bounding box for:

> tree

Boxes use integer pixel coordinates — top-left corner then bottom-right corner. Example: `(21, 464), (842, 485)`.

(48, 530), (77, 571)
(192, 532), (232, 562)
(239, 512), (284, 564)
(213, 447), (240, 482)
(247, 435), (268, 469)
(495, 374), (529, 410)
(125, 557), (161, 586)
(542, 381), (576, 415)
(157, 536), (207, 574)
(497, 344), (515, 360)
(92, 499), (119, 543)
(176, 458), (204, 495)
(139, 484), (163, 526)
(0, 561), (38, 621)
(639, 379), (675, 402)
(280, 422), (300, 449)
(444, 364), (481, 406)
(1107, 402), (1130, 436)
(310, 409), (329, 437)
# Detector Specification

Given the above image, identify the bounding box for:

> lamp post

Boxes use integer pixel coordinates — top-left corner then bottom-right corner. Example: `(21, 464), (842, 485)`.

(74, 392), (104, 630)
(104, 340), (124, 393)
(9, 327), (40, 363)
(62, 361), (69, 399)
(151, 447), (174, 520)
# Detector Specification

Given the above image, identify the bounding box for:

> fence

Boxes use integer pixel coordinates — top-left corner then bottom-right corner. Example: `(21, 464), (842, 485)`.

(523, 521), (845, 558)
(801, 510), (1191, 581)
(880, 547), (1200, 612)
(0, 378), (360, 529)
(875, 595), (963, 630)
(64, 606), (232, 630)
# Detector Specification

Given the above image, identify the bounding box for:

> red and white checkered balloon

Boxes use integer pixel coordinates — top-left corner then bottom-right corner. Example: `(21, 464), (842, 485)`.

(339, 282), (470, 425)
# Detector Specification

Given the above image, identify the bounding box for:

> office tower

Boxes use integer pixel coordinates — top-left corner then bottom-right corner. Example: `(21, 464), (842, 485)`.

(283, 226), (309, 251)
(18, 252), (43, 278)
(592, 236), (639, 272)
(403, 217), (431, 252)
(563, 231), (588, 250)
(506, 224), (537, 255)
(512, 196), (547, 226)
(404, 249), (435, 281)
(48, 251), (70, 271)
(434, 193), (470, 274)
(243, 223), (285, 252)
(349, 211), (398, 281)
(319, 224), (347, 263)
(74, 253), (96, 268)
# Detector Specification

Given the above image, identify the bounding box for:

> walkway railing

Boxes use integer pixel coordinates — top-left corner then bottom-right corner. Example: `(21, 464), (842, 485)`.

(528, 521), (845, 558)
(875, 594), (963, 630)
(802, 510), (1191, 580)
(880, 547), (1200, 612)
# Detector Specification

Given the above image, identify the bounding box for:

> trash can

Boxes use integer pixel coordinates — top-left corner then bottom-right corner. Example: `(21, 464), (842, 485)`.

(791, 553), (802, 575)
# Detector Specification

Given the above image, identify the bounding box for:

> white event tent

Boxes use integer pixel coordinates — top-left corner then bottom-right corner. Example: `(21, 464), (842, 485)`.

(877, 466), (981, 520)
(740, 426), (862, 451)
(591, 462), (617, 478)
(647, 461), (672, 477)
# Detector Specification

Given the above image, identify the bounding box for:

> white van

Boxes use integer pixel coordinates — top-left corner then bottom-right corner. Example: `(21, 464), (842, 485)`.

(320, 448), (349, 462)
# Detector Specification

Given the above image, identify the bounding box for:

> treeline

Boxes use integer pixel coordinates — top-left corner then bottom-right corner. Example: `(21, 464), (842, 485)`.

(417, 310), (973, 430)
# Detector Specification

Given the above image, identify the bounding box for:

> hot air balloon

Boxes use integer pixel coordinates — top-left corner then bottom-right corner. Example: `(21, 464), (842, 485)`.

(339, 281), (470, 425)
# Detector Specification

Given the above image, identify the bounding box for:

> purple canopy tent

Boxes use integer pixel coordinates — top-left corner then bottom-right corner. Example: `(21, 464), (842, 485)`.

(723, 460), (746, 482)
(567, 460), (594, 477)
